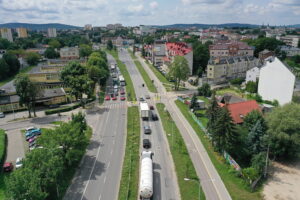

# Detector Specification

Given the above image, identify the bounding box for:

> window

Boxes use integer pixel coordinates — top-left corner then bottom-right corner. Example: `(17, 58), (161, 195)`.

(209, 68), (212, 71)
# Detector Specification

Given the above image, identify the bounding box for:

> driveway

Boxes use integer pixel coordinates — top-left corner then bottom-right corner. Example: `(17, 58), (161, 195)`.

(5, 129), (25, 165)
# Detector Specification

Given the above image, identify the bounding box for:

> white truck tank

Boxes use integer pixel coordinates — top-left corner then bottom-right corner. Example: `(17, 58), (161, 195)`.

(139, 151), (153, 199)
(140, 102), (150, 120)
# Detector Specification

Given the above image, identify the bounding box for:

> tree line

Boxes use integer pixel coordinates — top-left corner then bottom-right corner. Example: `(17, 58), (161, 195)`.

(5, 112), (91, 200)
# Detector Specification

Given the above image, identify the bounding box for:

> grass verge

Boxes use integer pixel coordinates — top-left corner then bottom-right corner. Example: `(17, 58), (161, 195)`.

(0, 65), (35, 87)
(99, 91), (105, 105)
(156, 103), (205, 200)
(0, 129), (6, 199)
(175, 100), (262, 200)
(106, 50), (136, 101)
(118, 106), (140, 200)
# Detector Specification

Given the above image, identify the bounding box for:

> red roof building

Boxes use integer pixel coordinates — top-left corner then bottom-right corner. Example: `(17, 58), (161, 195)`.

(224, 100), (261, 124)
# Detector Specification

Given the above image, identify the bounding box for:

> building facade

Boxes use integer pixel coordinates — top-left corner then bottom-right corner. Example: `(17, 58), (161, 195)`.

(60, 47), (80, 60)
(207, 56), (259, 84)
(209, 40), (254, 57)
(0, 28), (13, 42)
(280, 46), (300, 57)
(16, 28), (28, 38)
(47, 28), (57, 38)
(258, 57), (295, 105)
(246, 67), (260, 83)
(277, 35), (300, 47)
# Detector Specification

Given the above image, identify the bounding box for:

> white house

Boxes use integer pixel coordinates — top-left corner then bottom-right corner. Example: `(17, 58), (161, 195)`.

(258, 57), (295, 105)
(246, 67), (260, 83)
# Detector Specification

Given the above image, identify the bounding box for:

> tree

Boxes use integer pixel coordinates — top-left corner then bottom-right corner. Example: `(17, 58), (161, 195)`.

(245, 81), (258, 93)
(206, 93), (221, 138)
(141, 46), (146, 57)
(107, 40), (113, 50)
(198, 83), (212, 97)
(168, 56), (190, 91)
(251, 152), (267, 174)
(48, 39), (61, 49)
(44, 47), (59, 59)
(266, 103), (300, 159)
(0, 38), (13, 49)
(25, 52), (40, 66)
(79, 44), (92, 58)
(0, 58), (9, 80)
(243, 110), (267, 131)
(3, 52), (20, 76)
(14, 74), (37, 118)
(193, 42), (210, 76)
(190, 94), (197, 110)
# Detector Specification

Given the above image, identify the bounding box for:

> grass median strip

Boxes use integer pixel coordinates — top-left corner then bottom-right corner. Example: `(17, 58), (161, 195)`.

(175, 100), (262, 200)
(106, 50), (136, 101)
(156, 103), (206, 200)
(118, 106), (140, 200)
(0, 129), (6, 199)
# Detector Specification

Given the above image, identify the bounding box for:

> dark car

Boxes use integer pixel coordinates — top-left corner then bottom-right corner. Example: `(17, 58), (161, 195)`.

(149, 105), (154, 110)
(143, 139), (151, 149)
(151, 111), (158, 121)
(144, 125), (151, 134)
(3, 162), (13, 172)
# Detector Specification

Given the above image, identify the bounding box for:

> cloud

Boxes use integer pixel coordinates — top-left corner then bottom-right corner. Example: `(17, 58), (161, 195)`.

(182, 0), (225, 5)
(150, 1), (158, 9)
(128, 4), (144, 12)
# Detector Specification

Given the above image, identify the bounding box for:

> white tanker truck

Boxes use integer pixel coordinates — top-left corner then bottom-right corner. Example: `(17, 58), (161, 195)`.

(139, 151), (154, 200)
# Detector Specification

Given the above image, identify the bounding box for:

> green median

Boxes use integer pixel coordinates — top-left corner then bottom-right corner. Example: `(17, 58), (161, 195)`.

(0, 129), (7, 199)
(106, 50), (136, 101)
(118, 106), (140, 200)
(156, 103), (206, 200)
(175, 100), (262, 200)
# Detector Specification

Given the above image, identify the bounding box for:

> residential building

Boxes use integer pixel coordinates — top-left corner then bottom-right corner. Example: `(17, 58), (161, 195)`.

(84, 24), (92, 31)
(258, 57), (295, 105)
(246, 67), (260, 83)
(47, 28), (57, 38)
(106, 23), (123, 30)
(258, 49), (275, 61)
(279, 46), (300, 57)
(165, 42), (193, 74)
(207, 56), (259, 84)
(0, 28), (13, 42)
(277, 35), (300, 47)
(152, 40), (166, 67)
(16, 28), (28, 38)
(36, 88), (67, 106)
(209, 40), (254, 57)
(220, 100), (261, 124)
(60, 47), (79, 60)
(139, 25), (156, 35)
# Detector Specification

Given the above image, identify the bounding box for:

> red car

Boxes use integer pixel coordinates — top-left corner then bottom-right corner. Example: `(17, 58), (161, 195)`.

(120, 90), (125, 95)
(112, 95), (117, 100)
(3, 162), (13, 172)
(120, 96), (126, 101)
(105, 95), (111, 101)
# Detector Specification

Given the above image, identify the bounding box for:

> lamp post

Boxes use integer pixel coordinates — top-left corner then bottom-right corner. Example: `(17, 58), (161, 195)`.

(10, 96), (15, 120)
(184, 178), (201, 200)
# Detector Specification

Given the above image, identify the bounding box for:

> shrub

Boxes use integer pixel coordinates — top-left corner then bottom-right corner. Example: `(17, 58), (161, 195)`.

(0, 129), (6, 167)
(230, 78), (244, 85)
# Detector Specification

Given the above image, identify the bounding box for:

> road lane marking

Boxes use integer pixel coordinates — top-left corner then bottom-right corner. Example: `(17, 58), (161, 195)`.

(103, 176), (107, 183)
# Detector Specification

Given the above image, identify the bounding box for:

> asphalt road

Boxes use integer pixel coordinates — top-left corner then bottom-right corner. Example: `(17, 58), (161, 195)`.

(136, 53), (232, 200)
(118, 49), (180, 200)
(63, 55), (127, 200)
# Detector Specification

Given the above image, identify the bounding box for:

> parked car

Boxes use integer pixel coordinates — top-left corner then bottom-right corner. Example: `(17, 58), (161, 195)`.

(143, 139), (151, 149)
(3, 162), (13, 172)
(120, 96), (126, 101)
(112, 95), (117, 101)
(145, 94), (150, 99)
(120, 89), (125, 95)
(0, 112), (5, 118)
(144, 125), (152, 134)
(28, 137), (37, 144)
(139, 96), (145, 101)
(15, 157), (23, 169)
(25, 129), (41, 141)
(105, 95), (111, 101)
(29, 140), (36, 148)
(26, 126), (36, 132)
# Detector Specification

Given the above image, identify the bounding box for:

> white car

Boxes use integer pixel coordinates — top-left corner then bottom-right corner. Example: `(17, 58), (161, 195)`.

(15, 157), (23, 169)
(0, 112), (5, 118)
(26, 127), (36, 132)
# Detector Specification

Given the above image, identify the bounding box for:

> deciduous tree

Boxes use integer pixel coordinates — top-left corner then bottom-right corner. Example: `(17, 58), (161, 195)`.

(168, 56), (190, 91)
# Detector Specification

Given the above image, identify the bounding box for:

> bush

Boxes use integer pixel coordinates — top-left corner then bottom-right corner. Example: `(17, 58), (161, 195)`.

(0, 130), (6, 167)
(45, 103), (81, 115)
(230, 78), (244, 85)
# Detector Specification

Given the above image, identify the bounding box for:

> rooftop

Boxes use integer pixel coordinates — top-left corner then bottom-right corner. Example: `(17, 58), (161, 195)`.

(209, 40), (254, 50)
(166, 42), (192, 56)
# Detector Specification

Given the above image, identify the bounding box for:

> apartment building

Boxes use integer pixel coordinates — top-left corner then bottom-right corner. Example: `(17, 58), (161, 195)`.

(277, 35), (299, 47)
(152, 40), (166, 67)
(207, 56), (259, 83)
(280, 46), (300, 57)
(16, 28), (28, 38)
(209, 40), (254, 57)
(47, 28), (57, 38)
(60, 47), (80, 60)
(0, 28), (13, 42)
(84, 24), (92, 31)
(106, 23), (123, 30)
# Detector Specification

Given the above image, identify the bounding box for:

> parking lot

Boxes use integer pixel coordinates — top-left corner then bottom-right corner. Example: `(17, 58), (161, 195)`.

(5, 129), (25, 166)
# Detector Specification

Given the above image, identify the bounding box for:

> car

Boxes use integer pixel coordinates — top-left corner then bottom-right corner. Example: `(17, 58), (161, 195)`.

(29, 140), (36, 148)
(15, 157), (23, 169)
(105, 95), (111, 101)
(120, 89), (125, 95)
(112, 95), (117, 100)
(120, 96), (126, 101)
(0, 112), (5, 118)
(3, 162), (13, 172)
(143, 139), (151, 149)
(145, 95), (150, 99)
(26, 126), (36, 132)
(28, 136), (37, 144)
(144, 125), (151, 134)
(139, 96), (145, 101)
(25, 129), (41, 141)
(151, 111), (159, 121)
(149, 105), (154, 110)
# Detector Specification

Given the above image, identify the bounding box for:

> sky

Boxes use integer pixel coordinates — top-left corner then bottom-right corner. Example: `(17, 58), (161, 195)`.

(0, 0), (299, 26)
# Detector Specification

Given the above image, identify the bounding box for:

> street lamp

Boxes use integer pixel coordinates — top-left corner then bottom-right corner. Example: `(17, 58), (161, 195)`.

(184, 178), (201, 200)
(10, 96), (15, 120)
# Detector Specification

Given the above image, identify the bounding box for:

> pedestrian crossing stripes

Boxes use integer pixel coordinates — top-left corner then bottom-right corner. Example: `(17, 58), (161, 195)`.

(102, 102), (128, 109)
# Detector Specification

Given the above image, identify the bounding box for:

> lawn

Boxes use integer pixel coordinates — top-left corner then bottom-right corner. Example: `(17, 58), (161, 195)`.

(215, 88), (245, 98)
(175, 100), (262, 200)
(118, 106), (140, 200)
(106, 50), (137, 101)
(0, 65), (36, 87)
(156, 103), (206, 200)
(0, 129), (6, 199)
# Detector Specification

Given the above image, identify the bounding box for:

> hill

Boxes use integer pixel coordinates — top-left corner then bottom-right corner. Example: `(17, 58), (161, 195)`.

(0, 23), (80, 30)
(153, 23), (260, 29)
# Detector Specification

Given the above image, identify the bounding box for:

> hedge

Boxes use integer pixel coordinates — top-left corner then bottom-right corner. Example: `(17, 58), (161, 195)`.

(0, 129), (6, 168)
